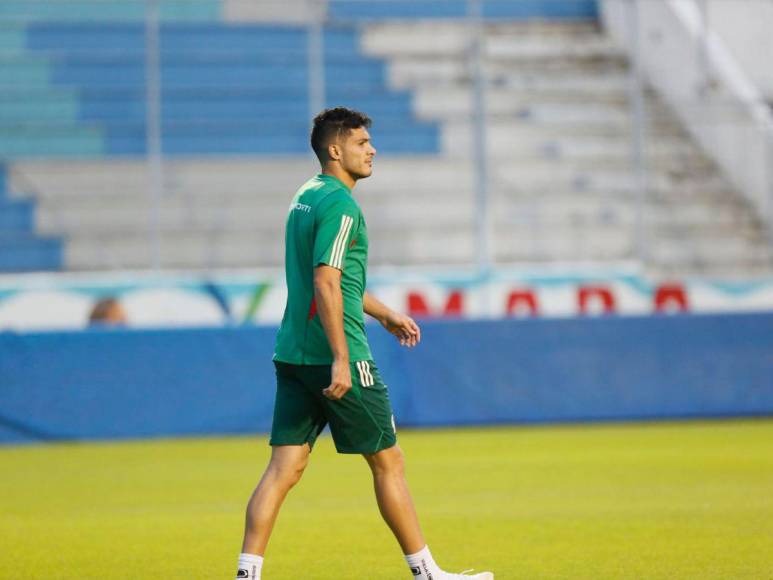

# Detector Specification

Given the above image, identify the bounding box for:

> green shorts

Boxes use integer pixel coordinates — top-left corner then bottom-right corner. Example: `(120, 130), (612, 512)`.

(270, 360), (397, 454)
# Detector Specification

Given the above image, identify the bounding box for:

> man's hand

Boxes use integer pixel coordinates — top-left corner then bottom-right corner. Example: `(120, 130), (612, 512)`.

(323, 357), (352, 400)
(382, 310), (421, 348)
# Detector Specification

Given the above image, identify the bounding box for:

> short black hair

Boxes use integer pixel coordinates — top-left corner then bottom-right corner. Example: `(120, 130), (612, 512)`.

(310, 107), (372, 162)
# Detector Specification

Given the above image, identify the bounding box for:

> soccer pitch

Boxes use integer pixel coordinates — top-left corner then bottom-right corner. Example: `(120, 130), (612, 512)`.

(1, 420), (771, 579)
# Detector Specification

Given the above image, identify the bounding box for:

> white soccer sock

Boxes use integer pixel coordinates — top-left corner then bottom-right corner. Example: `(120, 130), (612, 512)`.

(236, 553), (263, 580)
(405, 545), (443, 579)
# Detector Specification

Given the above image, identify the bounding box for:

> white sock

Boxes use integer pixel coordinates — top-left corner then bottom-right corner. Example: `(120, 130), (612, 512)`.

(236, 553), (263, 580)
(405, 545), (443, 579)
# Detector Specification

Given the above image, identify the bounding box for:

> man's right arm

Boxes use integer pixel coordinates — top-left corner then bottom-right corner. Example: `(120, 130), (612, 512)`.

(313, 264), (352, 400)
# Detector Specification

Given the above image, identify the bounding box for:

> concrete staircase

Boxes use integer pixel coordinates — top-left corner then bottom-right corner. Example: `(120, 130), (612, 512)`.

(7, 20), (773, 276)
(361, 20), (773, 276)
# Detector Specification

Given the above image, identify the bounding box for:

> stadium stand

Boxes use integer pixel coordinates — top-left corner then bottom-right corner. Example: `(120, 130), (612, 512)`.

(0, 163), (62, 272)
(5, 24), (437, 156)
(1, 0), (771, 275)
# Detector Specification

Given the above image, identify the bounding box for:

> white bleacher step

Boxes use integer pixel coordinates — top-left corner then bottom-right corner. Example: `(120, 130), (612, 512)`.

(486, 36), (623, 62)
(34, 200), (288, 234)
(222, 0), (314, 24)
(66, 228), (479, 270)
(414, 88), (632, 118)
(65, 229), (286, 271)
(440, 128), (697, 160)
(647, 239), (773, 264)
(10, 158), (476, 200)
(498, 198), (751, 228)
(384, 58), (629, 89)
(495, 164), (727, 194)
(386, 60), (629, 95)
(442, 146), (714, 171)
(495, 228), (636, 261)
(413, 82), (631, 108)
(647, 251), (773, 277)
(413, 94), (671, 128)
(361, 22), (617, 59)
(34, 189), (749, 238)
(34, 196), (476, 234)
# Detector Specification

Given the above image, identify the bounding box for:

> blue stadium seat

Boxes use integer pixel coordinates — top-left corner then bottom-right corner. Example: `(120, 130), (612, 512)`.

(7, 23), (440, 157)
(0, 1), (220, 22)
(328, 0), (598, 20)
(76, 91), (414, 122)
(0, 164), (64, 272)
(0, 198), (34, 231)
(0, 233), (63, 272)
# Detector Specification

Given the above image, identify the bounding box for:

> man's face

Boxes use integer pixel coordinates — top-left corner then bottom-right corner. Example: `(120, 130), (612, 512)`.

(337, 127), (376, 180)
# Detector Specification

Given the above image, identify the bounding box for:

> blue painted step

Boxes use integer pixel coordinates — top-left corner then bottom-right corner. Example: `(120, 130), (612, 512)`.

(46, 62), (386, 89)
(0, 234), (62, 273)
(27, 24), (361, 54)
(15, 23), (441, 159)
(0, 198), (34, 231)
(328, 0), (599, 20)
(75, 93), (414, 122)
(0, 1), (220, 22)
(0, 165), (62, 272)
(105, 124), (439, 155)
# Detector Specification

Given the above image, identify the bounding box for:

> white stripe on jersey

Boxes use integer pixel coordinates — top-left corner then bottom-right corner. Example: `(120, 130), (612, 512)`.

(330, 215), (353, 269)
(336, 215), (353, 268)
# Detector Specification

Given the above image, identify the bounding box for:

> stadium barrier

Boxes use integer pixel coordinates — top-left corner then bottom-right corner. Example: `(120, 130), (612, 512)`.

(4, 269), (773, 331)
(1, 312), (772, 444)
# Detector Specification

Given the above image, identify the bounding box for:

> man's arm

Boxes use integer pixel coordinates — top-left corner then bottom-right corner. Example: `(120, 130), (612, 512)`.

(314, 265), (352, 400)
(364, 291), (421, 348)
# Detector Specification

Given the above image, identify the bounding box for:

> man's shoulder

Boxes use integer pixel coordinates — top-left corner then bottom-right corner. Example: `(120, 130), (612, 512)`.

(316, 187), (359, 216)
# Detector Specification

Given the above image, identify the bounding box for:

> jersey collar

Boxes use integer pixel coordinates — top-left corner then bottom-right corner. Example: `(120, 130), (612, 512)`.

(317, 173), (352, 194)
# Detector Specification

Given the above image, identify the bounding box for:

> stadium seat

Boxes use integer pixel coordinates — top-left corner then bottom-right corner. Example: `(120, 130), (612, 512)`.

(0, 23), (439, 158)
(2, 2), (771, 275)
(0, 163), (64, 272)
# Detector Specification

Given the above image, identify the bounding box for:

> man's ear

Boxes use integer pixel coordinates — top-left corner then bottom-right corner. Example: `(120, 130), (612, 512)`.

(328, 143), (341, 161)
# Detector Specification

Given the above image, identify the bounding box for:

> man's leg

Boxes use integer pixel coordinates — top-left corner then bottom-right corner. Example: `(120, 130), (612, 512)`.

(364, 445), (494, 580)
(242, 444), (310, 555)
(363, 444), (425, 554)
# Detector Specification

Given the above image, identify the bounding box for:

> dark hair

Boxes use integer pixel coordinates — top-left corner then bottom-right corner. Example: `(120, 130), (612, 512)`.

(310, 107), (371, 162)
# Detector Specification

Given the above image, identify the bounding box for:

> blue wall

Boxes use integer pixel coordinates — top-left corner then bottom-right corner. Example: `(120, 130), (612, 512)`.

(1, 313), (772, 444)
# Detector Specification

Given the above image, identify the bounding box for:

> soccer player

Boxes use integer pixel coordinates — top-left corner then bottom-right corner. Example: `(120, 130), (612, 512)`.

(235, 108), (494, 580)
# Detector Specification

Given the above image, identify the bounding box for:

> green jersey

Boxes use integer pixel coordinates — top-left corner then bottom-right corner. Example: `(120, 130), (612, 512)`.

(273, 174), (372, 365)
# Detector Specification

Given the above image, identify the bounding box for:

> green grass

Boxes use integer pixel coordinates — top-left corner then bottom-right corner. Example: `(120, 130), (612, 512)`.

(1, 420), (772, 579)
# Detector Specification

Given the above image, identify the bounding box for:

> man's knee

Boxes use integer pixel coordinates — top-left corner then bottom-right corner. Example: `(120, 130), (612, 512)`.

(266, 446), (309, 489)
(365, 444), (405, 477)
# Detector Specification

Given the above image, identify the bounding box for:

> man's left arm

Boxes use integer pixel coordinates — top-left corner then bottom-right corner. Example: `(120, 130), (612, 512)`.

(363, 291), (421, 348)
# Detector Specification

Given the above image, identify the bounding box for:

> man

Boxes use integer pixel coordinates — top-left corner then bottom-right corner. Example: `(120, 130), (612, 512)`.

(235, 108), (493, 580)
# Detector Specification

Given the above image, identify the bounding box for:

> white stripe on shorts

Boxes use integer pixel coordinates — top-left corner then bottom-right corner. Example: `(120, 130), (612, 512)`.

(356, 361), (374, 387)
(362, 361), (374, 386)
(356, 361), (367, 386)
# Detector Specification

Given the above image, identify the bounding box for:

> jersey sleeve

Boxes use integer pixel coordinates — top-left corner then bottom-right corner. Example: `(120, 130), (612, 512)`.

(313, 192), (358, 271)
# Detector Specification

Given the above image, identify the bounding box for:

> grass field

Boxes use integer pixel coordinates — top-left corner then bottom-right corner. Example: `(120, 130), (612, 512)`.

(1, 420), (772, 579)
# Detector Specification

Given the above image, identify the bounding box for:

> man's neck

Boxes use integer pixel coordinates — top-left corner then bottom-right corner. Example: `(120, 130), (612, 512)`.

(321, 166), (356, 191)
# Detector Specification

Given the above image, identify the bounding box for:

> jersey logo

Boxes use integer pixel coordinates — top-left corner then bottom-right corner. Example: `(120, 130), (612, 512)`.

(290, 202), (312, 213)
(307, 297), (318, 320)
(349, 236), (357, 248)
